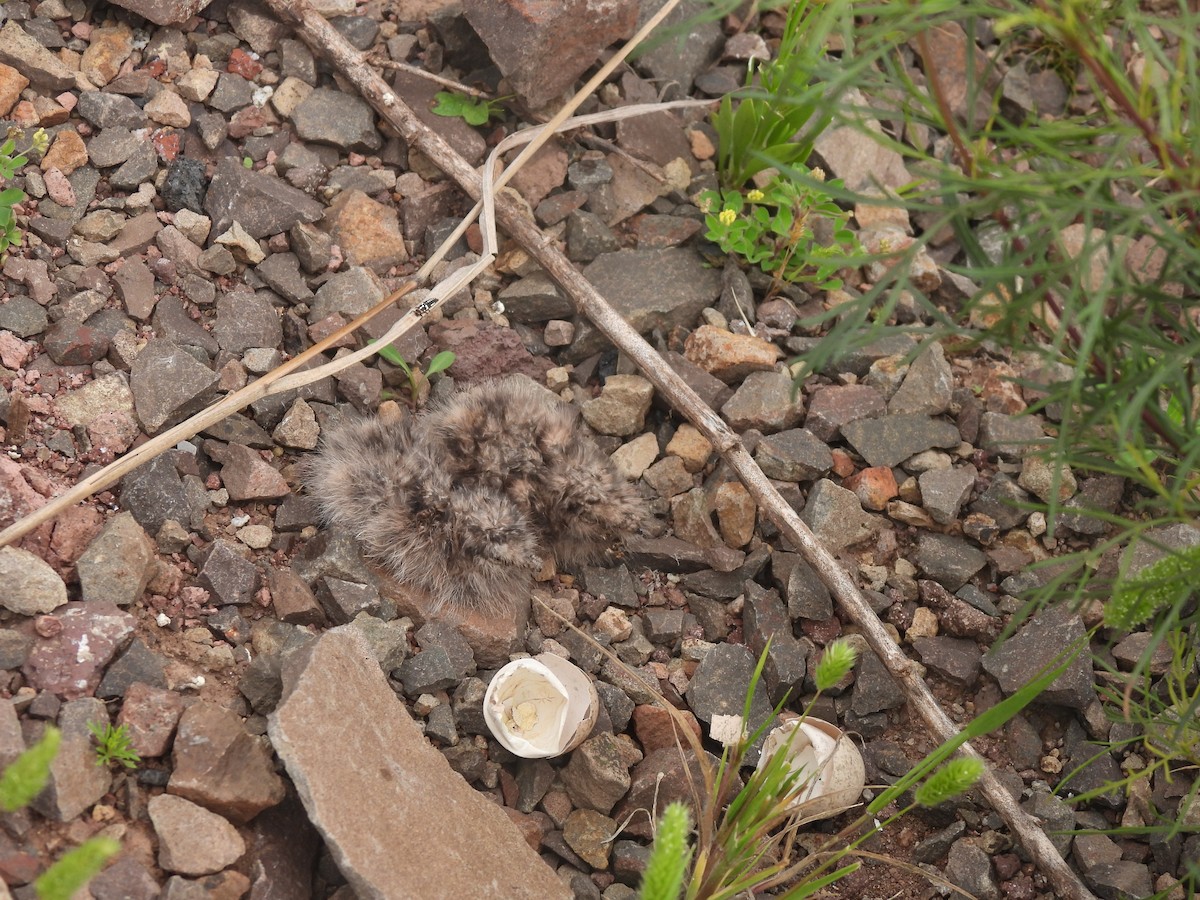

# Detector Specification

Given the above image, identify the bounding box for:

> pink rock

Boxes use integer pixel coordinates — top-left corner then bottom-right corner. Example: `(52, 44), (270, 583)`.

(464, 0), (638, 108)
(49, 505), (105, 566)
(0, 456), (47, 528)
(118, 682), (185, 757)
(0, 331), (33, 369)
(44, 166), (79, 207)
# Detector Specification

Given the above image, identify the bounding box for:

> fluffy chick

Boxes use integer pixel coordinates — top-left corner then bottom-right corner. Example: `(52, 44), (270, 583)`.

(303, 376), (645, 614)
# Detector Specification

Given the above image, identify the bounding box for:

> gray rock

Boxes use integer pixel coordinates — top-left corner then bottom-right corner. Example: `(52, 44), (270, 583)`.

(0, 629), (32, 669)
(754, 428), (832, 482)
(308, 266), (384, 322)
(208, 71), (255, 112)
(130, 339), (219, 434)
(919, 465), (977, 525)
(945, 840), (1000, 900)
(566, 209), (620, 262)
(151, 295), (220, 356)
(634, 0), (723, 98)
(273, 399), (320, 450)
(911, 636), (981, 685)
(841, 414), (961, 468)
(120, 453), (203, 534)
(197, 539), (260, 606)
(977, 412), (1047, 459)
(109, 142), (158, 191)
(773, 553), (834, 620)
(1022, 790), (1076, 856)
(77, 91), (147, 128)
(497, 273), (573, 323)
(685, 642), (773, 735)
(721, 371), (804, 433)
(1120, 522), (1200, 577)
(76, 512), (156, 607)
(269, 630), (570, 898)
(0, 295), (48, 337)
(201, 413), (274, 450)
(0, 20), (75, 91)
(1084, 862), (1154, 900)
(851, 650), (905, 715)
(583, 565), (639, 609)
(315, 577), (383, 624)
(0, 546), (67, 616)
(570, 249), (722, 359)
(911, 532), (987, 590)
(969, 473), (1031, 530)
(800, 479), (887, 551)
(560, 732), (632, 815)
(742, 582), (806, 703)
(96, 637), (168, 699)
(983, 606), (1096, 709)
(213, 290), (284, 354)
(103, 0), (212, 26)
(23, 602), (135, 700)
(33, 698), (112, 821)
(291, 87), (381, 151)
(255, 254), (313, 305)
(87, 856), (162, 900)
(888, 340), (954, 415)
(1059, 475), (1125, 536)
(87, 127), (139, 168)
(150, 794), (246, 876)
(204, 156), (324, 239)
(170, 701), (286, 824)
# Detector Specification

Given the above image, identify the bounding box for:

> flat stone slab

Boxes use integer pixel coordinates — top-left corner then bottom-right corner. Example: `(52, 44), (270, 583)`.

(268, 629), (569, 900)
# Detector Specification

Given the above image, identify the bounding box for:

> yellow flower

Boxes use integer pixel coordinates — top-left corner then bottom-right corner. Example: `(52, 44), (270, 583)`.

(810, 167), (826, 182)
(747, 189), (765, 202)
(718, 209), (737, 226)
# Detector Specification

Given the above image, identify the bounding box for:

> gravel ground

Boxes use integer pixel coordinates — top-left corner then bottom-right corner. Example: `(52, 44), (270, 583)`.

(0, 1), (1195, 899)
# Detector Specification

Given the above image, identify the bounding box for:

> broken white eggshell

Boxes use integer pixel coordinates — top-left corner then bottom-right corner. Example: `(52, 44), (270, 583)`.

(757, 717), (866, 824)
(483, 654), (599, 758)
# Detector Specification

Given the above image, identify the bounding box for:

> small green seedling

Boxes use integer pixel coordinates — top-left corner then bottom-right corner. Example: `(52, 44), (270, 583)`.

(0, 126), (49, 261)
(431, 91), (507, 126)
(88, 721), (141, 770)
(375, 344), (456, 407)
(1, 727), (119, 900)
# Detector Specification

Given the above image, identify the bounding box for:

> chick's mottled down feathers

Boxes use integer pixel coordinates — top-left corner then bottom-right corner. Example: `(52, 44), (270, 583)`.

(302, 376), (646, 613)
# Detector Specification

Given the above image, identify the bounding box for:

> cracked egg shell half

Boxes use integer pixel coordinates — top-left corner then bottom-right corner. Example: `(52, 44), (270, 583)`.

(483, 653), (599, 759)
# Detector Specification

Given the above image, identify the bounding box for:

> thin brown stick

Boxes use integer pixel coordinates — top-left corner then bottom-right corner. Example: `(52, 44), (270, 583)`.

(266, 4), (1098, 898)
(0, 282), (415, 547)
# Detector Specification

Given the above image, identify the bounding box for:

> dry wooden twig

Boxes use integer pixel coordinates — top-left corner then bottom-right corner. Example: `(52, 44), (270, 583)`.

(263, 3), (1098, 898)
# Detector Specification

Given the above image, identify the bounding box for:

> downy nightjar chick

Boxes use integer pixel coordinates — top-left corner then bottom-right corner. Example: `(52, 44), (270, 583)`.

(303, 375), (646, 614)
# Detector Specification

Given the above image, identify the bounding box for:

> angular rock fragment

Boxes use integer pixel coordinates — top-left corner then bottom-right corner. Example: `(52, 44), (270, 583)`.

(269, 630), (569, 899)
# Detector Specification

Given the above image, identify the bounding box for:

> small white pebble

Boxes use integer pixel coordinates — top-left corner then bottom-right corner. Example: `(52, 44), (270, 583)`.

(237, 524), (273, 550)
(230, 514), (251, 527)
(155, 612), (171, 628)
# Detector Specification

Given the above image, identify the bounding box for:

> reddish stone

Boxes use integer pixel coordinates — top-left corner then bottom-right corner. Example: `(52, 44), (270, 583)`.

(49, 505), (105, 566)
(631, 704), (701, 754)
(118, 682), (185, 757)
(829, 449), (856, 478)
(842, 466), (898, 511)
(427, 319), (553, 384)
(152, 129), (180, 162)
(0, 456), (47, 528)
(227, 47), (262, 79)
(228, 105), (269, 139)
(23, 601), (136, 699)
